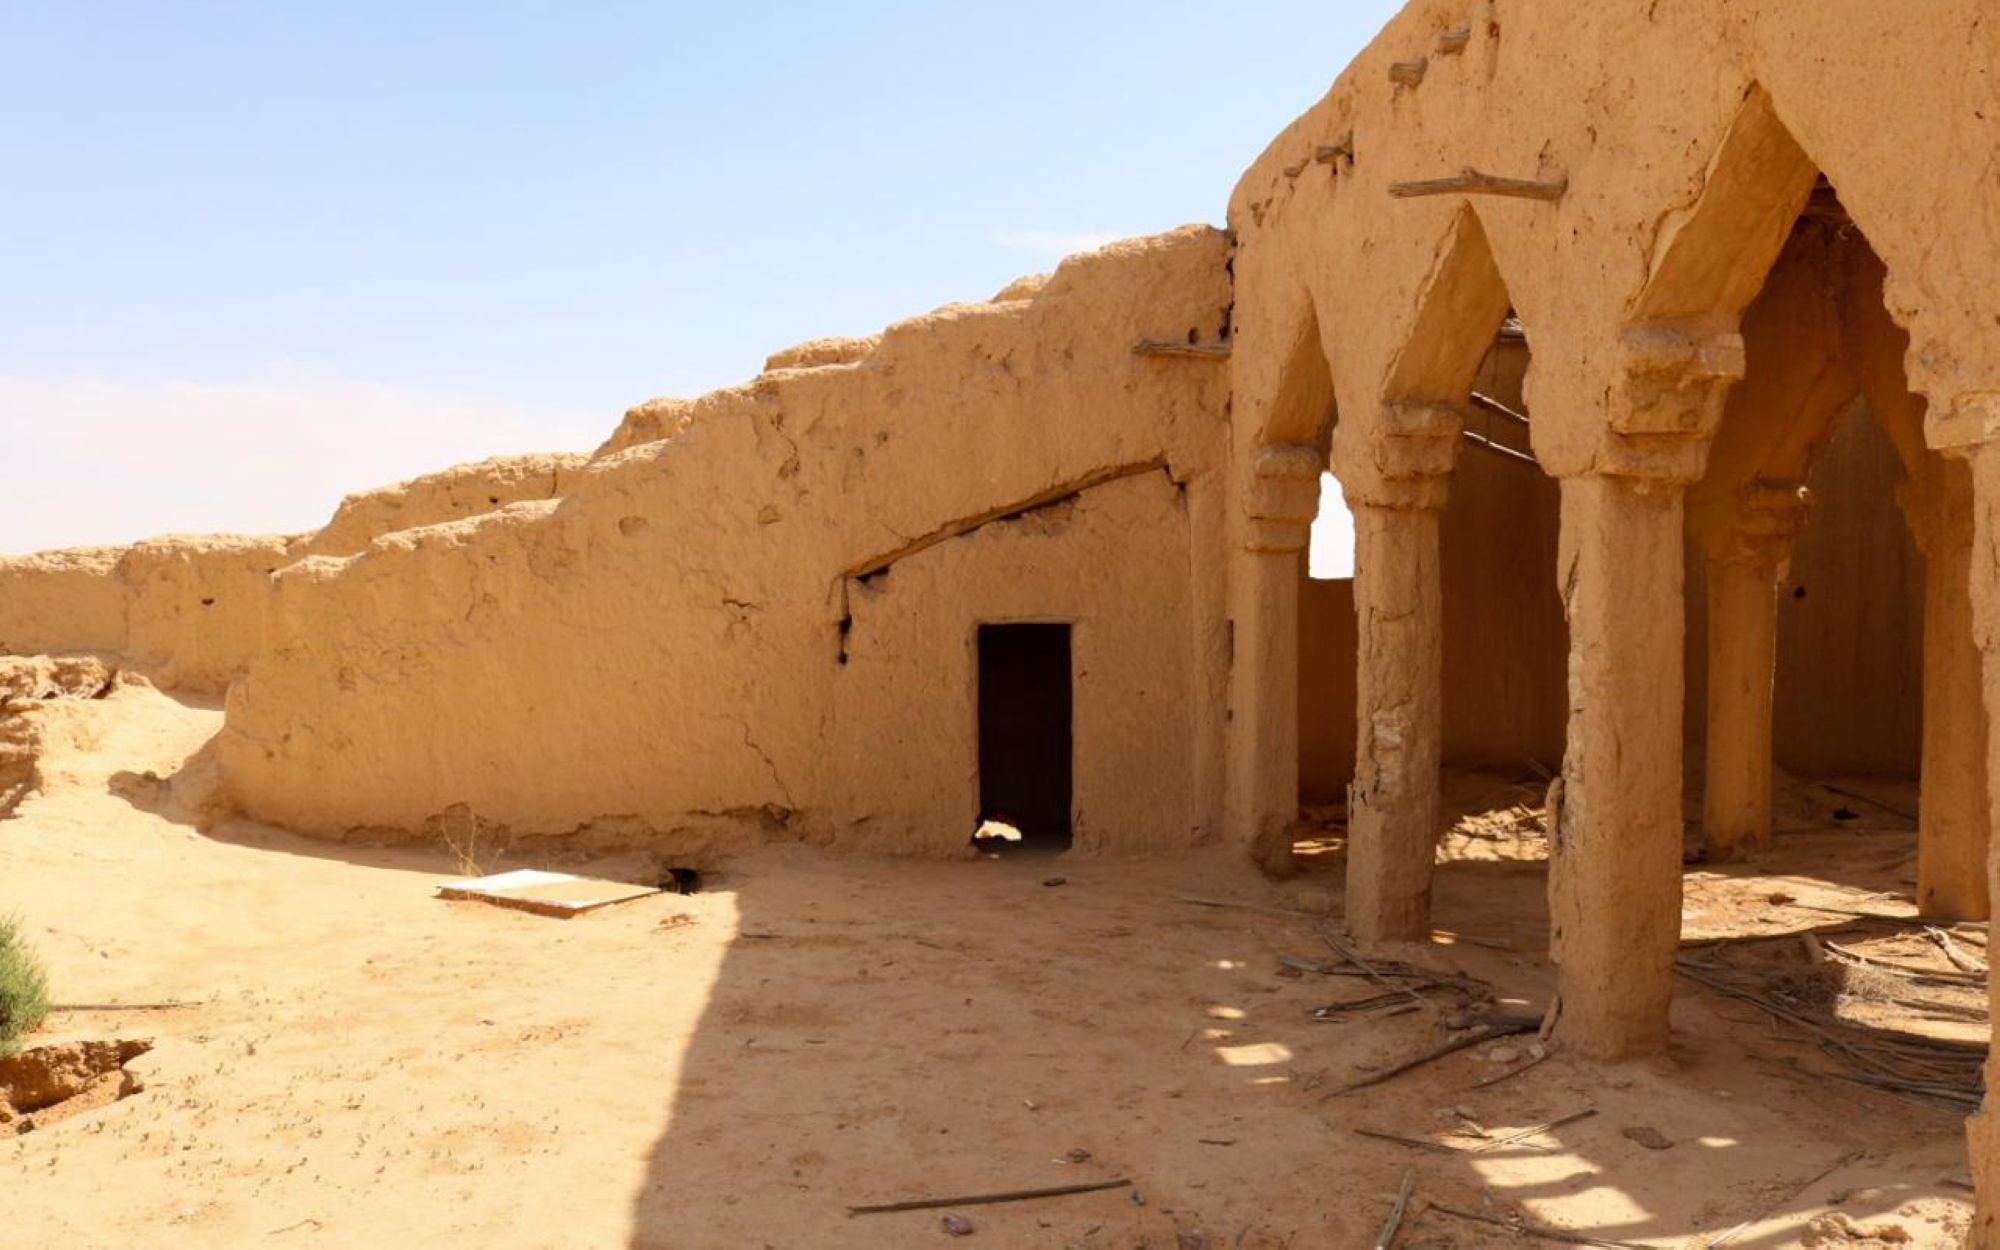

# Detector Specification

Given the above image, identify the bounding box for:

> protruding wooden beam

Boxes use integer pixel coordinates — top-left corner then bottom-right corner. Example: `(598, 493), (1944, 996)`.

(1388, 59), (1428, 87)
(1133, 339), (1231, 361)
(1315, 130), (1355, 166)
(1437, 28), (1472, 55)
(1389, 168), (1568, 202)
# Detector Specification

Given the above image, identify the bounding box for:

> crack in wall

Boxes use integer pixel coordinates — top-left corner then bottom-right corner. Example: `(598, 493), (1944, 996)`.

(838, 456), (1171, 583)
(830, 457), (1173, 664)
(732, 716), (796, 809)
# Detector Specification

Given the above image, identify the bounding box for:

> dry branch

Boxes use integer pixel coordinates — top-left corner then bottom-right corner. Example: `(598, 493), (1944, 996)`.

(1324, 1015), (1540, 1098)
(1422, 1201), (1650, 1249)
(847, 1178), (1131, 1216)
(1375, 1172), (1417, 1249)
(1472, 1108), (1595, 1152)
(1315, 922), (1432, 1013)
(1470, 1049), (1549, 1089)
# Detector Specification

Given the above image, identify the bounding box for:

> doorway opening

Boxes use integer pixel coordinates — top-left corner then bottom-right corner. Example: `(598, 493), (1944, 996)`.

(975, 623), (1073, 851)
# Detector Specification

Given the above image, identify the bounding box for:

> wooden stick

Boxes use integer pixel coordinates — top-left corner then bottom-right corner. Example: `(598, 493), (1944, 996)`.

(1177, 895), (1322, 921)
(1433, 929), (1513, 951)
(1462, 428), (1539, 466)
(1354, 1127), (1455, 1154)
(1469, 1049), (1549, 1089)
(1927, 926), (1988, 974)
(1375, 1172), (1417, 1249)
(1472, 1108), (1596, 1152)
(1469, 391), (1531, 425)
(1822, 940), (1979, 984)
(847, 1178), (1131, 1216)
(1817, 782), (1916, 822)
(1422, 1201), (1649, 1248)
(1390, 169), (1567, 201)
(1324, 1017), (1540, 1098)
(1315, 922), (1432, 1013)
(49, 1001), (197, 1012)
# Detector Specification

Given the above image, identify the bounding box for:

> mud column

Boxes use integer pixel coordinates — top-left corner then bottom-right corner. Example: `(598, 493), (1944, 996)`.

(1229, 444), (1323, 873)
(1345, 402), (1460, 942)
(1902, 467), (1991, 921)
(1549, 332), (1738, 1060)
(1701, 483), (1810, 861)
(1958, 439), (2000, 1244)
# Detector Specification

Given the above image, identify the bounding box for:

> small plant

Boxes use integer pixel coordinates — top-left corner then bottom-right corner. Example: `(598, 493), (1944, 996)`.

(435, 804), (508, 879)
(0, 915), (50, 1056)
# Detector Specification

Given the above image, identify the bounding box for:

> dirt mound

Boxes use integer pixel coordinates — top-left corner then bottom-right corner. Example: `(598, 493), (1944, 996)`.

(0, 1038), (151, 1134)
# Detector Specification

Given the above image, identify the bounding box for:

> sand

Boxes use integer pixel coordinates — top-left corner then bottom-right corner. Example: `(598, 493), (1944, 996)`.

(0, 685), (1976, 1246)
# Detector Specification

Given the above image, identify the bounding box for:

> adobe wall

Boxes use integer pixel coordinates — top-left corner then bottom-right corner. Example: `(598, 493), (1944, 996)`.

(0, 453), (590, 695)
(0, 547), (128, 658)
(1679, 401), (1926, 780)
(1298, 567), (1358, 804)
(215, 228), (1234, 854)
(836, 470), (1199, 853)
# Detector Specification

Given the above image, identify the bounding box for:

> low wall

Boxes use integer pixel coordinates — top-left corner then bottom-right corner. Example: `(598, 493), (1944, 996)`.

(0, 454), (596, 696)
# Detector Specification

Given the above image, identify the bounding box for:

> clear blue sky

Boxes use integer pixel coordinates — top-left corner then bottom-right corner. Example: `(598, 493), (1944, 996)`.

(0, 2), (1399, 552)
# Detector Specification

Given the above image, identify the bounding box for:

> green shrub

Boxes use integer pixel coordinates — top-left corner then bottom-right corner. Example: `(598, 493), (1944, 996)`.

(0, 915), (49, 1056)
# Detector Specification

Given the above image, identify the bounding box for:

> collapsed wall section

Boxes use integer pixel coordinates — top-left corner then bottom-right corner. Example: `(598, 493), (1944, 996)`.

(0, 454), (591, 695)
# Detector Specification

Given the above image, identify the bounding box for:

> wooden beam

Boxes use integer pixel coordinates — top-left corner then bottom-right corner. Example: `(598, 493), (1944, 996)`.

(1390, 168), (1567, 202)
(1388, 59), (1428, 87)
(1469, 391), (1531, 426)
(1133, 339), (1230, 360)
(1462, 428), (1539, 467)
(1315, 130), (1355, 166)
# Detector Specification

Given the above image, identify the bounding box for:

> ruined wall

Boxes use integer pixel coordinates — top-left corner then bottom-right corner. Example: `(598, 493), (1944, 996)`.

(217, 229), (1234, 854)
(306, 454), (586, 557)
(0, 454), (591, 696)
(0, 548), (128, 658)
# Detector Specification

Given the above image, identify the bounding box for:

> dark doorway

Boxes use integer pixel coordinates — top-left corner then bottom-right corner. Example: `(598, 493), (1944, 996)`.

(976, 623), (1074, 850)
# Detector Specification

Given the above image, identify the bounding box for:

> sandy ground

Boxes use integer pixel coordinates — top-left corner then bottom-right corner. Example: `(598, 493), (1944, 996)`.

(0, 685), (1979, 1247)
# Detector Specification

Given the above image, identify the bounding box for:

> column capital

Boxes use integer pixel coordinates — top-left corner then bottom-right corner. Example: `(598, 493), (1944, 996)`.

(1242, 442), (1322, 553)
(1578, 323), (1744, 486)
(1341, 400), (1462, 511)
(1713, 480), (1811, 567)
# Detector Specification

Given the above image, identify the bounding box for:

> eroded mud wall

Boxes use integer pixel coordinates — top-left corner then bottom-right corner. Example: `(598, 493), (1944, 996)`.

(0, 454), (591, 695)
(217, 229), (1233, 853)
(836, 471), (1198, 853)
(0, 548), (128, 657)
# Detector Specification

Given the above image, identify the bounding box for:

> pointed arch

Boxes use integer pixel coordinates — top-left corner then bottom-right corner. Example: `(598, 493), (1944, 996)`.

(1631, 86), (1821, 327)
(1263, 300), (1339, 447)
(1380, 206), (1515, 403)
